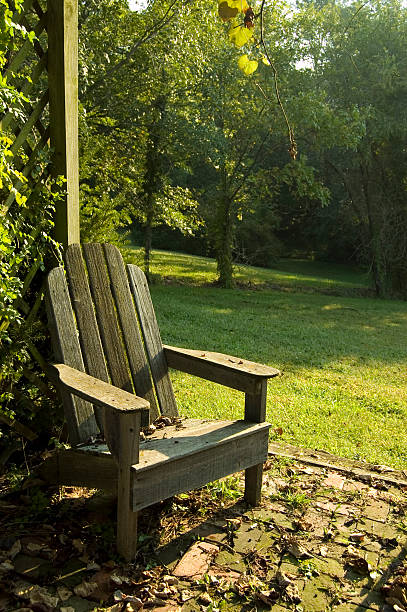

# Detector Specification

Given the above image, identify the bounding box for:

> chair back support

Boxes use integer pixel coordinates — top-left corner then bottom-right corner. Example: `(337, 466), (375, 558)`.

(46, 243), (178, 445)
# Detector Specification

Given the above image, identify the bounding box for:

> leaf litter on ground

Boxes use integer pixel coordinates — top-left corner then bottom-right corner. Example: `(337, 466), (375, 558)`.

(1, 452), (407, 610)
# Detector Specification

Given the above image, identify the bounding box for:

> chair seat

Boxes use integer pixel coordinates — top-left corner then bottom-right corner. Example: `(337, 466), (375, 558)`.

(73, 419), (270, 510)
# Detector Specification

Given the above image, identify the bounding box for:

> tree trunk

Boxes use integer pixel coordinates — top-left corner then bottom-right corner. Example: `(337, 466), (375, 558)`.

(141, 93), (166, 282)
(215, 194), (234, 289)
(360, 161), (385, 297)
(144, 216), (152, 283)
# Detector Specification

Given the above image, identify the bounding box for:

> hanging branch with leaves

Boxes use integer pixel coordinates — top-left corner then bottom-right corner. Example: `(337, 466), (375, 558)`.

(218, 0), (297, 158)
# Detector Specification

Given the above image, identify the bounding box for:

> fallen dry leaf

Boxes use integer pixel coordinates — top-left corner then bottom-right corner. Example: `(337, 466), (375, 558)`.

(74, 580), (98, 598)
(276, 571), (292, 588)
(26, 542), (42, 554)
(103, 605), (124, 612)
(0, 560), (13, 572)
(113, 590), (143, 607)
(342, 545), (370, 575)
(294, 518), (312, 532)
(57, 585), (72, 602)
(72, 538), (85, 553)
(180, 589), (194, 602)
(152, 587), (172, 599)
(86, 561), (101, 571)
(145, 596), (167, 607)
(8, 541), (21, 559)
(28, 585), (59, 608)
(256, 589), (279, 605)
(285, 582), (301, 603)
(198, 592), (212, 605)
(385, 597), (406, 611)
(349, 532), (365, 543)
(12, 580), (34, 599)
(287, 538), (312, 559)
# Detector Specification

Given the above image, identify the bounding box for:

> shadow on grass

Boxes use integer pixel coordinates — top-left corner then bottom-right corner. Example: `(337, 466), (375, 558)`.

(152, 284), (407, 368)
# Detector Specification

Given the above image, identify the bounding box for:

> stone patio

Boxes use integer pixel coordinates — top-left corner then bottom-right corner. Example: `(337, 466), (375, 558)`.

(1, 445), (407, 611)
(150, 448), (407, 612)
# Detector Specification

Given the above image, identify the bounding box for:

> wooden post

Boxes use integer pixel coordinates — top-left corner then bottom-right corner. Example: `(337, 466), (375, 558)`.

(48, 0), (80, 246)
(244, 379), (267, 505)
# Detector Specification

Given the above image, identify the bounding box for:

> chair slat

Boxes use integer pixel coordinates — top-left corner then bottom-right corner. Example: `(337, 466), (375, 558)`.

(65, 244), (108, 431)
(82, 243), (132, 393)
(103, 244), (159, 422)
(127, 265), (178, 416)
(46, 267), (98, 444)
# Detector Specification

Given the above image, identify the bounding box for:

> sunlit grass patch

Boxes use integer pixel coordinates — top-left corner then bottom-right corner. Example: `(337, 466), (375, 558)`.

(126, 247), (369, 293)
(125, 248), (407, 468)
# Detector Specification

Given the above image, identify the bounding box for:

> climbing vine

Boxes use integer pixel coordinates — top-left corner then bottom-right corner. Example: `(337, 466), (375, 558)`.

(0, 1), (62, 430)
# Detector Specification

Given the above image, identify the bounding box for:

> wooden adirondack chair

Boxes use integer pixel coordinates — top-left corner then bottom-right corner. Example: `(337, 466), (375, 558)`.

(43, 243), (279, 560)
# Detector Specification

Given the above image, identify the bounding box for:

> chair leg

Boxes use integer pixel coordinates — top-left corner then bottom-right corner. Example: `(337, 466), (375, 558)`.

(114, 410), (141, 561)
(117, 476), (138, 561)
(244, 463), (263, 505)
(244, 380), (267, 506)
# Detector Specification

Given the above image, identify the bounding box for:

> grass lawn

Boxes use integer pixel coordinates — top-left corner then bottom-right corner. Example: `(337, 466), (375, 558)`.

(126, 248), (370, 293)
(127, 248), (407, 468)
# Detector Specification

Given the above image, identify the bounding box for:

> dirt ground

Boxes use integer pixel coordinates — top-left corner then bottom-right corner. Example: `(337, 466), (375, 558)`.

(1, 445), (407, 612)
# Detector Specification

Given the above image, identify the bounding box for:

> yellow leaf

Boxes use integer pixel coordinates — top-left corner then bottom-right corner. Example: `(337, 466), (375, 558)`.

(262, 56), (271, 65)
(229, 0), (249, 12)
(237, 54), (258, 75)
(15, 192), (27, 206)
(238, 54), (250, 69)
(229, 25), (253, 48)
(218, 1), (238, 21)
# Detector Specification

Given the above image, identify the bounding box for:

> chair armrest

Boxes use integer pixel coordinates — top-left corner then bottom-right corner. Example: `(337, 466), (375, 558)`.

(163, 345), (279, 394)
(47, 364), (150, 415)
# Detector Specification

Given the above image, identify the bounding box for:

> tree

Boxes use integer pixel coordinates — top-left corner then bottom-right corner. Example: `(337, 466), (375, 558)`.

(78, 0), (210, 272)
(293, 0), (407, 296)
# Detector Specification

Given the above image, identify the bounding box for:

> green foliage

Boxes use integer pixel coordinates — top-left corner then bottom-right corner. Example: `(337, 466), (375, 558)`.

(0, 1), (63, 452)
(78, 0), (211, 266)
(76, 0), (407, 294)
(206, 476), (241, 501)
(0, 178), (63, 423)
(271, 489), (312, 510)
(290, 0), (407, 296)
(0, 180), (63, 345)
(136, 185), (202, 236)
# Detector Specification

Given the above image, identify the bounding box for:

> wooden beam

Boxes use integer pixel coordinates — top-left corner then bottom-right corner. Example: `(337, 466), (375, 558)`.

(38, 447), (118, 490)
(48, 0), (80, 246)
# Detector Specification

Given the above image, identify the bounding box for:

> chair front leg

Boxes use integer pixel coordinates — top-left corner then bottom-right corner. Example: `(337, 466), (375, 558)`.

(112, 410), (141, 561)
(244, 379), (267, 505)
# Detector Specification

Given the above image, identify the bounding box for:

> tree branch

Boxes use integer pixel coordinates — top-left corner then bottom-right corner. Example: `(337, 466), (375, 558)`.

(85, 0), (183, 95)
(258, 0), (297, 159)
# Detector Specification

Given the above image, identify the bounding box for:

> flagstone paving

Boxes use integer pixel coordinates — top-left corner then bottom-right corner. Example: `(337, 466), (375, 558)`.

(0, 448), (406, 611)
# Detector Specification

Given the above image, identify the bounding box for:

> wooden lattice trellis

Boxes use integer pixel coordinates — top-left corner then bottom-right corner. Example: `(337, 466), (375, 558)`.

(1, 0), (79, 445)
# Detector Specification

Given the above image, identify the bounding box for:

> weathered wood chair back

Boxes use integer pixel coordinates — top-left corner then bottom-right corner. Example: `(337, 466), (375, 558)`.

(46, 243), (177, 445)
